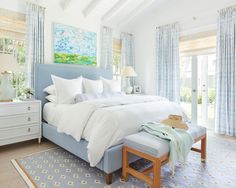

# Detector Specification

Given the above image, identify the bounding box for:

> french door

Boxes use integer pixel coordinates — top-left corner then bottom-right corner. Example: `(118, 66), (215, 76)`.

(180, 53), (216, 128)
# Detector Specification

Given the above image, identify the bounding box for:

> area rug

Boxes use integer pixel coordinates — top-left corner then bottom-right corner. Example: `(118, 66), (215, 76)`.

(12, 134), (236, 188)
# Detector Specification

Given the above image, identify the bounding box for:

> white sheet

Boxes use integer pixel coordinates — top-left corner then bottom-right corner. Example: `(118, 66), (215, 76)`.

(43, 102), (73, 127)
(56, 95), (185, 166)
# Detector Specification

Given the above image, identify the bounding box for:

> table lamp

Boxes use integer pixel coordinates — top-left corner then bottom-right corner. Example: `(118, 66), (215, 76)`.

(121, 66), (137, 94)
(0, 55), (21, 102)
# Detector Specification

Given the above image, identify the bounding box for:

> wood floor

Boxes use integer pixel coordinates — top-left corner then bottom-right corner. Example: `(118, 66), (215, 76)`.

(0, 133), (235, 188)
(0, 139), (56, 188)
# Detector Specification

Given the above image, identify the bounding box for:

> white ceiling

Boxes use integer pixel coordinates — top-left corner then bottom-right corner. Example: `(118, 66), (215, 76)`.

(55, 0), (236, 31)
(58, 0), (163, 29)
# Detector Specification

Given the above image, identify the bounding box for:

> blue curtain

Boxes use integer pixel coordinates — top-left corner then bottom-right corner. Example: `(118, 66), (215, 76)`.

(156, 23), (180, 102)
(100, 26), (113, 70)
(215, 6), (236, 137)
(121, 33), (135, 87)
(121, 32), (134, 68)
(26, 2), (45, 89)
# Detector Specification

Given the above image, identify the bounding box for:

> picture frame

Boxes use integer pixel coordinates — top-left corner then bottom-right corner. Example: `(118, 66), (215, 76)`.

(53, 23), (97, 66)
(133, 85), (142, 94)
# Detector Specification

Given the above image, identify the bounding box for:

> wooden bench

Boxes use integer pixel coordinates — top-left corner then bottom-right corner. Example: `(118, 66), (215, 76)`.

(122, 125), (206, 188)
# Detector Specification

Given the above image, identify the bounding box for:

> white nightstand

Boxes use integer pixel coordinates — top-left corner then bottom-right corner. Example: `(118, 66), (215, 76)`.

(0, 100), (41, 146)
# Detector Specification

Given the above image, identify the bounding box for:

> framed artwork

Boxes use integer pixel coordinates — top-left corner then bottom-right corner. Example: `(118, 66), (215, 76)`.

(53, 23), (97, 66)
(133, 85), (142, 94)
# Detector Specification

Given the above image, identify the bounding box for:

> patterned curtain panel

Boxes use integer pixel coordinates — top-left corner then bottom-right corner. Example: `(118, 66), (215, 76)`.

(100, 26), (113, 70)
(26, 2), (45, 89)
(156, 23), (180, 102)
(121, 33), (135, 86)
(215, 6), (236, 137)
(121, 32), (134, 68)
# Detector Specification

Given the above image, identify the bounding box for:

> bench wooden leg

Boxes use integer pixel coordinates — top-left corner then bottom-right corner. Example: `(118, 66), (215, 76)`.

(153, 159), (161, 188)
(122, 147), (129, 181)
(105, 173), (112, 185)
(201, 135), (207, 162)
(122, 134), (206, 187)
(122, 146), (163, 188)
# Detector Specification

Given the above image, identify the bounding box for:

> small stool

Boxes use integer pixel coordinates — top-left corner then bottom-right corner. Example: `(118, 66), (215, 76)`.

(122, 125), (207, 188)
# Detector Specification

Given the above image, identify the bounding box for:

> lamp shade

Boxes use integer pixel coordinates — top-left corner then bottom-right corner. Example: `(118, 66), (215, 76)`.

(121, 66), (137, 77)
(0, 54), (21, 73)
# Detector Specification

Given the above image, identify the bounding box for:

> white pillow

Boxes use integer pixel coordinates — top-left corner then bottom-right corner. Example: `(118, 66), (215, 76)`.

(83, 78), (103, 93)
(75, 93), (104, 103)
(75, 92), (124, 103)
(43, 85), (56, 95)
(101, 77), (121, 93)
(45, 95), (57, 103)
(51, 75), (83, 104)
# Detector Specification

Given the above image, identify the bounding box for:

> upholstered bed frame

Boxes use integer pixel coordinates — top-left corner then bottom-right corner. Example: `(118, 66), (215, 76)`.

(35, 64), (138, 184)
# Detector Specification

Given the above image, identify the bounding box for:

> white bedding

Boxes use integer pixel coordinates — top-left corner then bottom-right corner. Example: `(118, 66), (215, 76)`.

(43, 103), (72, 127)
(48, 95), (185, 167)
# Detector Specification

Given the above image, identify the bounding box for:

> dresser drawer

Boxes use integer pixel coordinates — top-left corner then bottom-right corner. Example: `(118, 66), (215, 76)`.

(0, 113), (40, 128)
(0, 125), (39, 140)
(0, 102), (40, 116)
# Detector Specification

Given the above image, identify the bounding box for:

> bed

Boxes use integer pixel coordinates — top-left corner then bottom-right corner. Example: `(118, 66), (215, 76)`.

(35, 64), (184, 184)
(35, 64), (140, 184)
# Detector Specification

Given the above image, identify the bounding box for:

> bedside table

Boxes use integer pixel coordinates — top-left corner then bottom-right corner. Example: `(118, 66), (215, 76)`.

(0, 100), (41, 146)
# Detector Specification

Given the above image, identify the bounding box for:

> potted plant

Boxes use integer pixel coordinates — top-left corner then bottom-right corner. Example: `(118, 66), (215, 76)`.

(24, 88), (34, 99)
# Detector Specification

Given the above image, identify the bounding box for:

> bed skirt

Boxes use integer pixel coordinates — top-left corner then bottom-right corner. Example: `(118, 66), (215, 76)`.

(42, 122), (139, 174)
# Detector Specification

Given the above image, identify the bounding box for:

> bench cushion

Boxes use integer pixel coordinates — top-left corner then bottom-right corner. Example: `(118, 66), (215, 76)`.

(123, 125), (206, 158)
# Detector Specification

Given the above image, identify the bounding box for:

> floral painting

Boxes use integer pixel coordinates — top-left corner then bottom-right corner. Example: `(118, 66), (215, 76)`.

(53, 23), (97, 66)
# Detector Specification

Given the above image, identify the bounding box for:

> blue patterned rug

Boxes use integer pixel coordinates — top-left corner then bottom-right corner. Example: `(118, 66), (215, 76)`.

(12, 134), (236, 188)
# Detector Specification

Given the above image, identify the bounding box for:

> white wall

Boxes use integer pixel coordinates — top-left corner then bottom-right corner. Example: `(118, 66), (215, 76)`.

(0, 0), (102, 65)
(125, 0), (236, 95)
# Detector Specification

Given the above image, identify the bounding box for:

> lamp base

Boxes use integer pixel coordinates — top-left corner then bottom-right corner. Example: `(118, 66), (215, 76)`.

(125, 86), (133, 94)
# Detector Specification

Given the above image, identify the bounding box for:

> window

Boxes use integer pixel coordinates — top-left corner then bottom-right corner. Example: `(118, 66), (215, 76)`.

(112, 38), (122, 80)
(179, 32), (216, 128)
(0, 39), (25, 65)
(0, 8), (26, 96)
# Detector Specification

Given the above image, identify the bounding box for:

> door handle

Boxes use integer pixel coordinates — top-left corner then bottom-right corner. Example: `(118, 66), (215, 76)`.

(192, 89), (196, 92)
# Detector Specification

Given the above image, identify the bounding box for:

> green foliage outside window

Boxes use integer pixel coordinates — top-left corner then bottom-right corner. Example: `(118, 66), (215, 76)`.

(180, 87), (192, 103)
(180, 87), (216, 104)
(0, 38), (26, 97)
(113, 52), (121, 73)
(16, 41), (26, 66)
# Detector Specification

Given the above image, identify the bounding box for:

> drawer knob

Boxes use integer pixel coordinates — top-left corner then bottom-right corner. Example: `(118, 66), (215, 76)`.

(28, 128), (31, 132)
(28, 117), (31, 122)
(28, 106), (31, 111)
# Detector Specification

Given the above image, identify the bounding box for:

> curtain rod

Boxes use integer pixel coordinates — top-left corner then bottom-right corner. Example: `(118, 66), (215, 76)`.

(26, 0), (46, 9)
(101, 25), (134, 36)
(218, 4), (236, 12)
(156, 22), (179, 29)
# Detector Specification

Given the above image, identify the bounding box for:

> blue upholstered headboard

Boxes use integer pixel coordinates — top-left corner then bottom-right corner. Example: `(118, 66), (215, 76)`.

(35, 64), (112, 107)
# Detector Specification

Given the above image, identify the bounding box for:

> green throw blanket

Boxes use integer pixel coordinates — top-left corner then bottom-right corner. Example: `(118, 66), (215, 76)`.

(141, 122), (194, 174)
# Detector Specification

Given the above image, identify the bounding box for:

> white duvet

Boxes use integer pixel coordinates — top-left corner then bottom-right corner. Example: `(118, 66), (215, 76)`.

(56, 95), (185, 166)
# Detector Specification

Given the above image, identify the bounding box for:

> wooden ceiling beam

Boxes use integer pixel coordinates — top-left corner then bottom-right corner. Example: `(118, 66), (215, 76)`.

(83, 0), (103, 17)
(119, 0), (156, 27)
(102, 0), (128, 23)
(59, 0), (72, 10)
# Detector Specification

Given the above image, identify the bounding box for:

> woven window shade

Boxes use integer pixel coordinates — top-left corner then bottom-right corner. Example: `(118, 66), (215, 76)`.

(113, 38), (121, 53)
(180, 33), (216, 55)
(0, 8), (25, 40)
